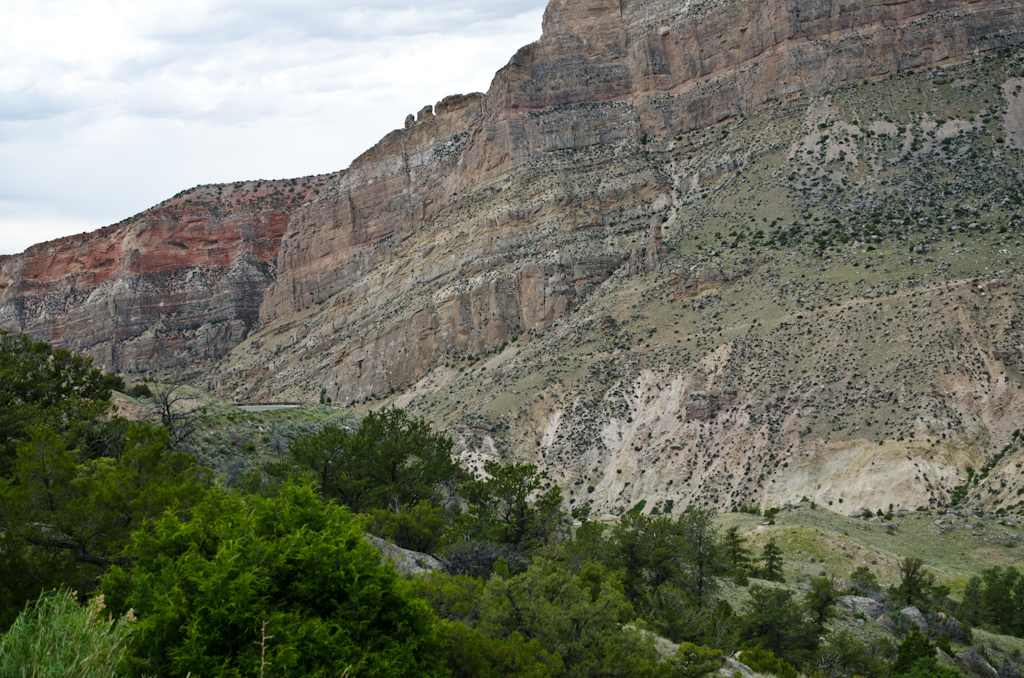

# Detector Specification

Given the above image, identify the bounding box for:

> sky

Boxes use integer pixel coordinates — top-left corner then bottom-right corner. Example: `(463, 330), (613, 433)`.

(0, 0), (547, 255)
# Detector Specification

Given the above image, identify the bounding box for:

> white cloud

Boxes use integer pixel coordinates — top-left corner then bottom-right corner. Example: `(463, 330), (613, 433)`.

(0, 0), (546, 255)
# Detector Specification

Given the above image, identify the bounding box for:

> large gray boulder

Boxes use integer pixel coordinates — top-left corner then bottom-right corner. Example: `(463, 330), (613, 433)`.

(719, 657), (755, 677)
(364, 535), (444, 576)
(935, 613), (966, 641)
(955, 648), (998, 678)
(839, 595), (884, 619)
(899, 606), (928, 632)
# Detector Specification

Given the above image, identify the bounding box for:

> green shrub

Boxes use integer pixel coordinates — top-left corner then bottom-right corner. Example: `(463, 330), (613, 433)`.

(652, 642), (722, 678)
(0, 589), (133, 678)
(366, 501), (446, 553)
(102, 483), (445, 678)
(127, 383), (152, 399)
(736, 645), (798, 678)
(438, 621), (561, 678)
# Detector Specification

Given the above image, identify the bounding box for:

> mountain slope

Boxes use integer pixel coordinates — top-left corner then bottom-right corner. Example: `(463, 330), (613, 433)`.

(0, 175), (338, 374)
(4, 0), (1024, 516)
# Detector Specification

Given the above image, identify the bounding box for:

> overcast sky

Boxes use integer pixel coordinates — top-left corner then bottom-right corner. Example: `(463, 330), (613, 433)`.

(0, 0), (547, 255)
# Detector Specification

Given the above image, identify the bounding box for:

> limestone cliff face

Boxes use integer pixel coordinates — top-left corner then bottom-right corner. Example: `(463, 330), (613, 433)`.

(0, 176), (337, 374)
(239, 0), (1024, 407)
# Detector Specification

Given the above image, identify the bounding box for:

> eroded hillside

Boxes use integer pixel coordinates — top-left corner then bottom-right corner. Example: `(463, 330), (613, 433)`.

(4, 0), (1024, 518)
(218, 51), (1024, 518)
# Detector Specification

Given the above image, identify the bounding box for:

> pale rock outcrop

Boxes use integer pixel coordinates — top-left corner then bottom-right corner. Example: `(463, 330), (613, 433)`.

(839, 595), (884, 620)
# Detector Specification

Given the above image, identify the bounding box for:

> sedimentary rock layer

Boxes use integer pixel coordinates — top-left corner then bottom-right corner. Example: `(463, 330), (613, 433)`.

(0, 176), (337, 373)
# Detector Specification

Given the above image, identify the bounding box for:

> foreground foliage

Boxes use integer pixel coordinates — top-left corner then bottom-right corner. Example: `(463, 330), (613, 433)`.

(0, 589), (133, 678)
(3, 333), (1024, 677)
(103, 483), (445, 678)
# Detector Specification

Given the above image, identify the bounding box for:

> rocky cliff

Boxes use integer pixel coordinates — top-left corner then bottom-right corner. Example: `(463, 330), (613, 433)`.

(6, 0), (1024, 517)
(0, 175), (338, 375)
(224, 0), (1024, 402)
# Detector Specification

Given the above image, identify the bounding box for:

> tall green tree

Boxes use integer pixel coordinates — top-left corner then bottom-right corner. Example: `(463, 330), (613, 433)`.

(608, 513), (682, 604)
(892, 628), (934, 675)
(979, 566), (1021, 635)
(606, 510), (724, 610)
(738, 585), (818, 668)
(102, 483), (446, 678)
(460, 461), (564, 550)
(804, 576), (841, 629)
(477, 559), (660, 678)
(677, 508), (725, 610)
(0, 423), (210, 629)
(290, 407), (466, 512)
(812, 631), (886, 678)
(723, 526), (752, 580)
(960, 575), (983, 626)
(892, 557), (936, 608)
(759, 538), (785, 582)
(0, 331), (123, 477)
(849, 565), (881, 596)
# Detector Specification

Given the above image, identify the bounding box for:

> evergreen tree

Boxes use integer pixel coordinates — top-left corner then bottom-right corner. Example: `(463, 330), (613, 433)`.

(1014, 574), (1024, 637)
(290, 407), (467, 512)
(608, 513), (682, 604)
(723, 525), (752, 576)
(960, 575), (983, 626)
(979, 566), (1021, 634)
(0, 422), (210, 630)
(850, 565), (881, 596)
(892, 628), (934, 675)
(805, 576), (841, 629)
(102, 483), (446, 678)
(460, 461), (565, 550)
(678, 508), (725, 610)
(759, 538), (785, 582)
(0, 331), (124, 477)
(738, 585), (818, 668)
(478, 559), (661, 678)
(893, 557), (935, 608)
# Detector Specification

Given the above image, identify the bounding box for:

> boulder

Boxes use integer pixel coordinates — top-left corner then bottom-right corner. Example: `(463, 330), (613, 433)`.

(849, 507), (873, 519)
(838, 595), (884, 619)
(719, 657), (755, 678)
(899, 606), (928, 632)
(955, 648), (998, 678)
(935, 613), (966, 642)
(364, 535), (443, 576)
(877, 614), (895, 633)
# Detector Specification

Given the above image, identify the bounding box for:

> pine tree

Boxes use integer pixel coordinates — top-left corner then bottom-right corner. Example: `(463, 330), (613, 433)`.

(760, 538), (785, 583)
(723, 525), (752, 585)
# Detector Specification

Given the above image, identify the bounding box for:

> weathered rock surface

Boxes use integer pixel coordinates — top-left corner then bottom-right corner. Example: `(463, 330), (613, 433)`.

(223, 0), (1024, 406)
(899, 606), (929, 632)
(955, 648), (999, 678)
(839, 595), (884, 620)
(935, 612), (967, 641)
(5, 0), (1024, 519)
(0, 176), (337, 375)
(364, 535), (444, 576)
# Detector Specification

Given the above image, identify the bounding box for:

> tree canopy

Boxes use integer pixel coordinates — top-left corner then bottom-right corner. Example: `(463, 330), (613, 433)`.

(290, 407), (467, 512)
(0, 331), (124, 477)
(103, 483), (446, 678)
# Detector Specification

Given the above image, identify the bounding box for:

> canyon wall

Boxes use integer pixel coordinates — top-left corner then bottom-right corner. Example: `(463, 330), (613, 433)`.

(233, 0), (1024, 405)
(0, 176), (337, 374)
(4, 0), (1024, 515)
